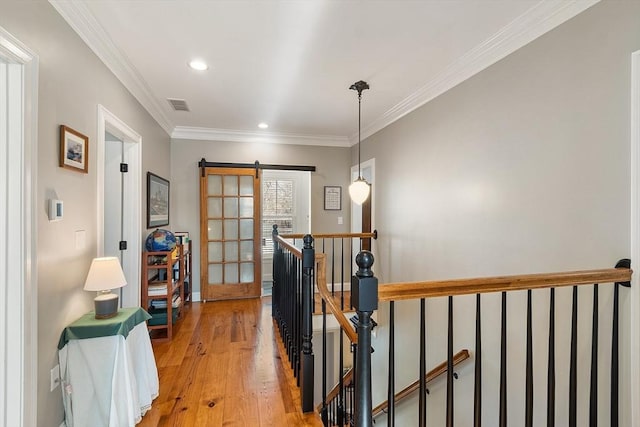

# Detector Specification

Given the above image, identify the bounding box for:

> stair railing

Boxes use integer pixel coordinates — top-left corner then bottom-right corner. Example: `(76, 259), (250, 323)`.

(271, 227), (377, 415)
(360, 255), (632, 427)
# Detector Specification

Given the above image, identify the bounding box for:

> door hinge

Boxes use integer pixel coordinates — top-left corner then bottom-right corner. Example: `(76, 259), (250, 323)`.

(119, 241), (127, 250)
(120, 163), (128, 173)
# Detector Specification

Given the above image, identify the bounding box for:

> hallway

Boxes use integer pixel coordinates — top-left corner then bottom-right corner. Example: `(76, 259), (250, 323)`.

(138, 298), (323, 426)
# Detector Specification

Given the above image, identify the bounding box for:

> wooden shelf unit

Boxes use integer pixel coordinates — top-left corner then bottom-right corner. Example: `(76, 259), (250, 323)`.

(141, 247), (187, 341)
(178, 240), (192, 305)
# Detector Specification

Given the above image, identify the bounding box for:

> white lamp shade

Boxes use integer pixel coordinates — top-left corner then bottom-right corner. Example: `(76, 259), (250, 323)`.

(84, 257), (127, 291)
(349, 178), (370, 205)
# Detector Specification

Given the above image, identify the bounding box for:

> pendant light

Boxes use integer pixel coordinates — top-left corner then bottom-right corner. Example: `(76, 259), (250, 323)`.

(348, 80), (370, 205)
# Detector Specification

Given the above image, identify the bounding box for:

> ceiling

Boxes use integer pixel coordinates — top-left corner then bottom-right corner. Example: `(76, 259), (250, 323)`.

(50, 0), (598, 147)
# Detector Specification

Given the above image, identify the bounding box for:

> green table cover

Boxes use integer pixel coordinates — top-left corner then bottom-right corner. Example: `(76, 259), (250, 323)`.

(58, 307), (151, 349)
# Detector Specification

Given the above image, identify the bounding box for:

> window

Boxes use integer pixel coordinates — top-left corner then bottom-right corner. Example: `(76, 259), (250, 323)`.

(262, 178), (294, 255)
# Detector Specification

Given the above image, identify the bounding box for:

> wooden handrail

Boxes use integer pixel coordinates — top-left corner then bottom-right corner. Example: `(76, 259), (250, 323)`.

(317, 349), (471, 416)
(273, 235), (302, 257)
(273, 235), (356, 342)
(316, 253), (358, 343)
(379, 268), (632, 302)
(280, 232), (377, 240)
(316, 368), (355, 413)
(372, 349), (470, 417)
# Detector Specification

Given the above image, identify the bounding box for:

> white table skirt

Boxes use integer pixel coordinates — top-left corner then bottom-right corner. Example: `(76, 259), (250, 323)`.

(59, 322), (159, 427)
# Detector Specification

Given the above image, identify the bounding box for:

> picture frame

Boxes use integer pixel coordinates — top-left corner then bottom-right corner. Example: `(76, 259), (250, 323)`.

(59, 125), (89, 173)
(147, 172), (170, 228)
(324, 185), (342, 210)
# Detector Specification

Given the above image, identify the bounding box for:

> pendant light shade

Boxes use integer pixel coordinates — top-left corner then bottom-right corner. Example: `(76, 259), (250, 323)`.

(349, 80), (370, 205)
(349, 178), (370, 205)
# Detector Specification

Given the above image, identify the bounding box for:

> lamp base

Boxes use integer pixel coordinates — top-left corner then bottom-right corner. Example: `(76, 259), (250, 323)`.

(94, 293), (119, 319)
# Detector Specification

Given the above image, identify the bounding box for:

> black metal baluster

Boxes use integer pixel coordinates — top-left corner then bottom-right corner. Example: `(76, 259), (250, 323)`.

(419, 298), (427, 427)
(526, 289), (533, 427)
(569, 286), (578, 427)
(341, 238), (345, 311)
(321, 298), (328, 426)
(611, 282), (621, 427)
(499, 292), (507, 427)
(338, 328), (345, 426)
(589, 284), (598, 427)
(331, 238), (335, 295)
(388, 301), (395, 426)
(611, 258), (631, 427)
(447, 295), (454, 427)
(474, 293), (482, 427)
(547, 288), (555, 427)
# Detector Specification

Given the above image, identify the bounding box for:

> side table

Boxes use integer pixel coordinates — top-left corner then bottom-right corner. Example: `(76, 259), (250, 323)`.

(58, 307), (158, 427)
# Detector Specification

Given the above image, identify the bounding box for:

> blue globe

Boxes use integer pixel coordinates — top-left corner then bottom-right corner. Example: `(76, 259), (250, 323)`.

(145, 229), (177, 252)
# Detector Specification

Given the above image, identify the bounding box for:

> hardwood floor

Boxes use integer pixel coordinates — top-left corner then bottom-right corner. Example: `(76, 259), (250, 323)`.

(138, 297), (323, 427)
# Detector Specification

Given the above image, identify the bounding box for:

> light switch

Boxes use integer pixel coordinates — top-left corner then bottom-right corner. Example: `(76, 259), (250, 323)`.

(338, 216), (343, 225)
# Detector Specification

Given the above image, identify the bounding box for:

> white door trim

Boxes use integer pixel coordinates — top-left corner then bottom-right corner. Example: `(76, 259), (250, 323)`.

(630, 49), (640, 427)
(0, 26), (38, 427)
(97, 105), (142, 307)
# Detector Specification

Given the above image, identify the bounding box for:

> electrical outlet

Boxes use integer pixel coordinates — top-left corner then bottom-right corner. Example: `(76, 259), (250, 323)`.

(50, 364), (60, 392)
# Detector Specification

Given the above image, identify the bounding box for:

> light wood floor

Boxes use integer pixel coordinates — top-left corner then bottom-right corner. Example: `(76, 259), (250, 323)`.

(139, 298), (323, 427)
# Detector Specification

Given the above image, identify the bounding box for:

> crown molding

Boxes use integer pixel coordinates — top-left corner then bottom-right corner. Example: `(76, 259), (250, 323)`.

(49, 0), (174, 136)
(172, 126), (350, 147)
(50, 0), (598, 146)
(355, 0), (600, 143)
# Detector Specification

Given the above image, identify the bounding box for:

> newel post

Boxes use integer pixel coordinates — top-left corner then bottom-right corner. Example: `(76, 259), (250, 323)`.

(300, 234), (315, 412)
(351, 251), (378, 427)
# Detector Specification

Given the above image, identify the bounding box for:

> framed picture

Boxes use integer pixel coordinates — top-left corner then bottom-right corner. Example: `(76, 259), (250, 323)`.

(147, 172), (170, 228)
(173, 231), (190, 245)
(59, 125), (89, 173)
(324, 186), (342, 210)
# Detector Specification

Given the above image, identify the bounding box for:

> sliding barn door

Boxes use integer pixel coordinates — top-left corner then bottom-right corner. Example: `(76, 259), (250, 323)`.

(200, 167), (261, 301)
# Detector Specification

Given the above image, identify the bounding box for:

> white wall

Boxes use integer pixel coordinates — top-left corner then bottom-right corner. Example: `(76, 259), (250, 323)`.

(357, 1), (640, 425)
(0, 2), (171, 425)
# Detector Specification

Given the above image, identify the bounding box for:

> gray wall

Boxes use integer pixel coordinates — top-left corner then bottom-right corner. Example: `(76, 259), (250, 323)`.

(0, 2), (171, 425)
(359, 1), (640, 425)
(170, 138), (351, 297)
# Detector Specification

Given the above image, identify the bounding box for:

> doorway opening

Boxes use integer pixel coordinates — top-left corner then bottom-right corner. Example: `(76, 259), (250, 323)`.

(97, 105), (142, 308)
(261, 170), (311, 296)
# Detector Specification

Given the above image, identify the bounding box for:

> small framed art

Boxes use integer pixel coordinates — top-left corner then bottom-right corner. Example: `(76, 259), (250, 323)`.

(147, 172), (170, 228)
(324, 186), (342, 210)
(59, 125), (89, 173)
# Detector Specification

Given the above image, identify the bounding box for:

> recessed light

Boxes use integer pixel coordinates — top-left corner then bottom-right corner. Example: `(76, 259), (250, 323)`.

(188, 59), (208, 71)
(258, 122), (269, 129)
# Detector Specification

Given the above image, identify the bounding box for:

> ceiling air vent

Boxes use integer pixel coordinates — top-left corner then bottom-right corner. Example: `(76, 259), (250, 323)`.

(167, 98), (190, 112)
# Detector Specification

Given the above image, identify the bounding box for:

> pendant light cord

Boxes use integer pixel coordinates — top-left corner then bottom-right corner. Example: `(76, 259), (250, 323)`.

(350, 80), (369, 180)
(358, 92), (362, 179)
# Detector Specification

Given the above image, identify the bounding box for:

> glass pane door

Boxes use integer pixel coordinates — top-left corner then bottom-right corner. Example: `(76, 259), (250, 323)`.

(200, 168), (261, 301)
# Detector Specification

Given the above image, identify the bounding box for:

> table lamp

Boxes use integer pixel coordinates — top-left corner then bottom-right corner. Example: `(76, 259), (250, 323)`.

(84, 257), (127, 319)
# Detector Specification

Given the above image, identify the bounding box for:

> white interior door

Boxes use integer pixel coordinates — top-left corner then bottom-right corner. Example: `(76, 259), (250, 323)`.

(97, 106), (141, 308)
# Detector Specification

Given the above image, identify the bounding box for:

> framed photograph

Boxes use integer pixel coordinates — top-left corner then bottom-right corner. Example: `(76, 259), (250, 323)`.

(59, 125), (89, 173)
(173, 231), (190, 245)
(147, 172), (170, 228)
(324, 186), (342, 210)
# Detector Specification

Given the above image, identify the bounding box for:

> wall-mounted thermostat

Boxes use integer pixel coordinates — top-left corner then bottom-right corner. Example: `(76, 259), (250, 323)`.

(48, 199), (63, 221)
